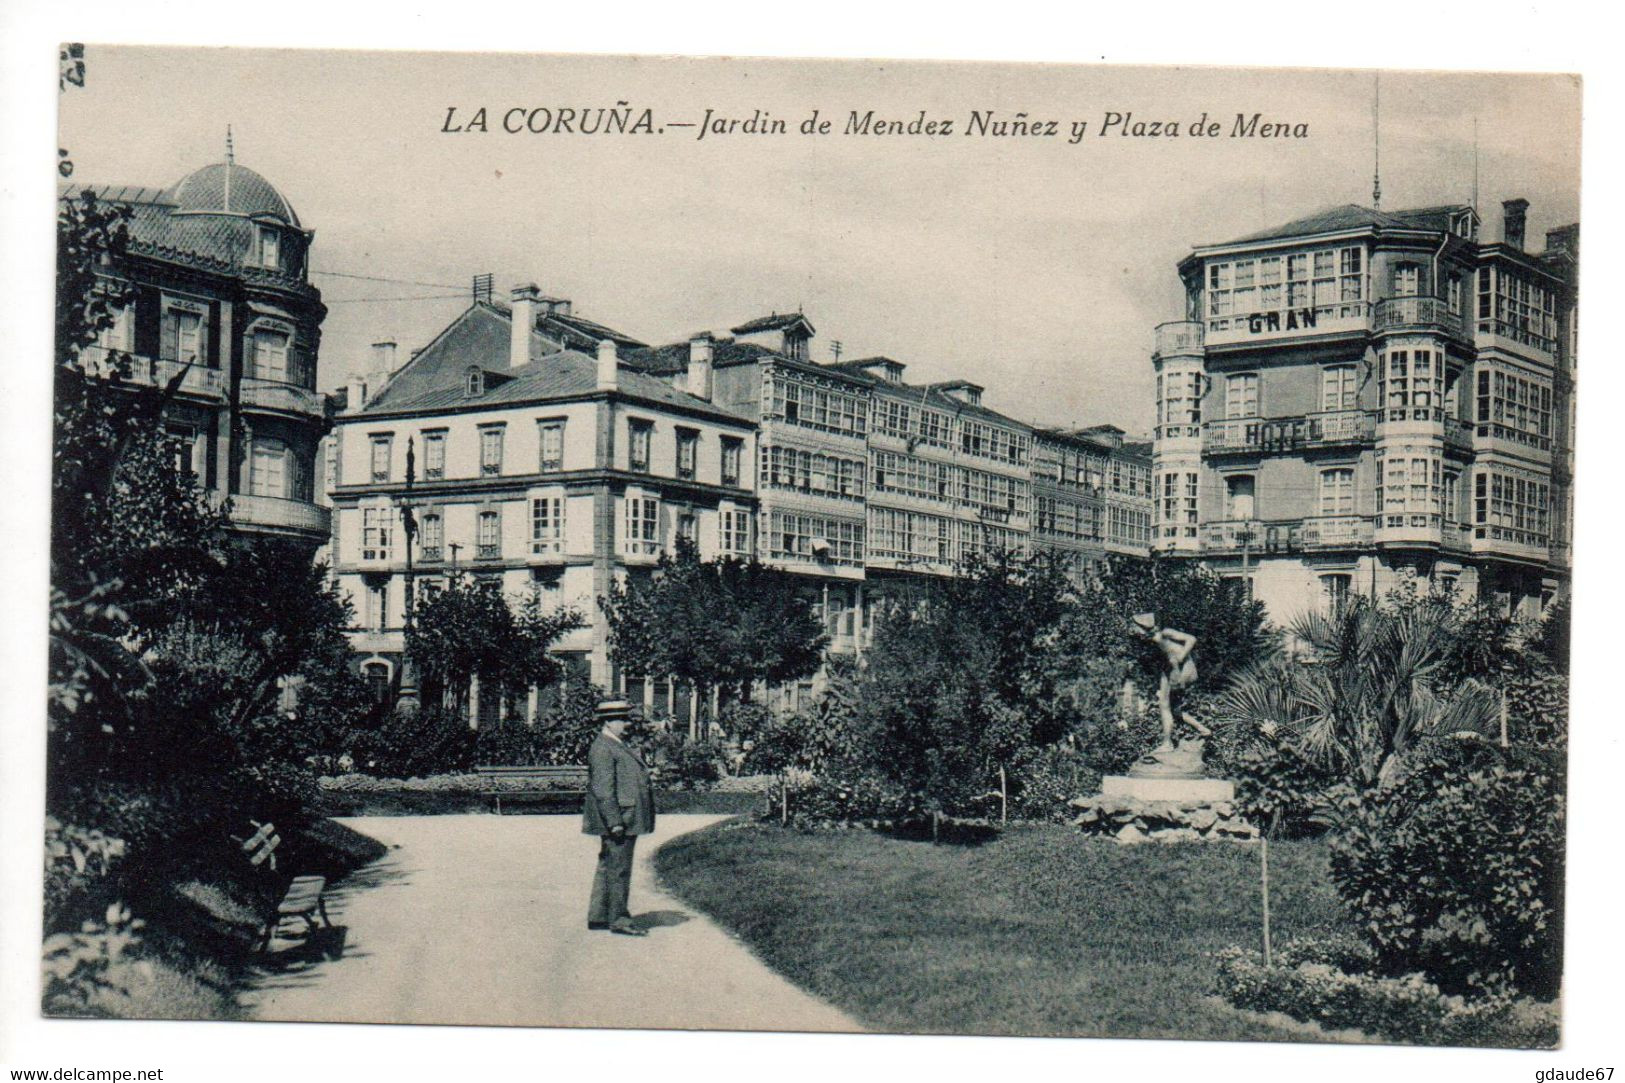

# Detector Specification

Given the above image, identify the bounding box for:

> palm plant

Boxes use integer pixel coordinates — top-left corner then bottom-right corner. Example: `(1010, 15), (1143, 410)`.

(1213, 597), (1500, 789)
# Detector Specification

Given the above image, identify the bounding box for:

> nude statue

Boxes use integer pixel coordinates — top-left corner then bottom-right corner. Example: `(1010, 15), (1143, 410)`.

(1129, 612), (1212, 752)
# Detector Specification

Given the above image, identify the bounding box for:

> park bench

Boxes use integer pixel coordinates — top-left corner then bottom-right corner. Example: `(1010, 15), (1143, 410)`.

(232, 820), (331, 954)
(474, 764), (590, 814)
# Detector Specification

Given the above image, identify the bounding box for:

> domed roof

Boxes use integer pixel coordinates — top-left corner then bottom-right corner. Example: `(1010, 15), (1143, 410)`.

(167, 161), (300, 227)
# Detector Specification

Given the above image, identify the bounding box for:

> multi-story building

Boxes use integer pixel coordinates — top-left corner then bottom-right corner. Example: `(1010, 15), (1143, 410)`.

(631, 316), (873, 665)
(72, 149), (331, 548)
(830, 361), (1033, 586)
(1032, 424), (1153, 577)
(328, 284), (756, 720)
(1151, 199), (1576, 622)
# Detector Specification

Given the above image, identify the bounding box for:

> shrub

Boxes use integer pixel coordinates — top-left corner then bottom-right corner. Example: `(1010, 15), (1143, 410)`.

(44, 817), (126, 931)
(42, 901), (147, 1015)
(1010, 744), (1100, 822)
(348, 705), (476, 778)
(1205, 735), (1344, 839)
(1212, 941), (1558, 1047)
(1328, 753), (1564, 998)
(769, 771), (921, 831)
(650, 736), (724, 791)
(1075, 708), (1161, 776)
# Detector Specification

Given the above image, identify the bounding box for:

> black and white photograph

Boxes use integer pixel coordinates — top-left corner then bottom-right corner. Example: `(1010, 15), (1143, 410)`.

(1, 12), (1612, 1081)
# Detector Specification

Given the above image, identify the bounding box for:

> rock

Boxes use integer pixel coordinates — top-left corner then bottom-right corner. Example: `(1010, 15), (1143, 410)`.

(1188, 808), (1218, 831)
(1155, 828), (1203, 843)
(1115, 824), (1148, 845)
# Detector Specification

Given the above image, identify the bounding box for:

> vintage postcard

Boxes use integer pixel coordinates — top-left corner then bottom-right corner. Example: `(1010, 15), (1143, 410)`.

(38, 42), (1577, 1058)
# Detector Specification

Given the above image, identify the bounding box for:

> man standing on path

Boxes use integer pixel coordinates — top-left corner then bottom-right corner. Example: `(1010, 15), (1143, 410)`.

(584, 699), (654, 936)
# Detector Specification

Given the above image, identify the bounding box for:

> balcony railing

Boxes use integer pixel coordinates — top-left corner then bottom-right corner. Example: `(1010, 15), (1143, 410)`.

(81, 346), (224, 398)
(1203, 411), (1375, 455)
(1205, 302), (1370, 346)
(1301, 515), (1375, 549)
(1153, 320), (1204, 358)
(1374, 296), (1468, 338)
(228, 494), (330, 535)
(1475, 318), (1557, 359)
(1200, 519), (1265, 553)
(240, 377), (324, 417)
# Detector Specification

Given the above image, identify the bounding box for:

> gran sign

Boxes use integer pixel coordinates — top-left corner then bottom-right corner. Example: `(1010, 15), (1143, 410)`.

(1246, 309), (1319, 334)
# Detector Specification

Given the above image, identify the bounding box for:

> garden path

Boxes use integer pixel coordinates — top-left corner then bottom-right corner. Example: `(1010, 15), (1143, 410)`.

(241, 814), (862, 1032)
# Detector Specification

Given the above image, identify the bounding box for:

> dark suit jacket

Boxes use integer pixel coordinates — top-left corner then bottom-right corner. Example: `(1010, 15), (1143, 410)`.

(582, 733), (655, 837)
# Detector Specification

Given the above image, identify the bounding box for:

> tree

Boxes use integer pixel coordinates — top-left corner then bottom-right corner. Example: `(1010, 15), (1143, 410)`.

(1212, 596), (1501, 790)
(406, 574), (582, 715)
(853, 550), (1085, 817)
(601, 539), (828, 732)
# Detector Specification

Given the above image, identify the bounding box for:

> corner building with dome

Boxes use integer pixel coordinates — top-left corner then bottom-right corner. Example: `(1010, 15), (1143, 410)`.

(71, 148), (332, 549)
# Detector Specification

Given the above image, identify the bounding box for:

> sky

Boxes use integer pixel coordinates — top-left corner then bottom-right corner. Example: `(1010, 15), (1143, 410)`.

(58, 49), (1580, 436)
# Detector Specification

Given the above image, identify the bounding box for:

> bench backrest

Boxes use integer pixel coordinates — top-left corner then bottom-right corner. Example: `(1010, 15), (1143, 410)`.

(234, 821), (282, 872)
(474, 764), (588, 780)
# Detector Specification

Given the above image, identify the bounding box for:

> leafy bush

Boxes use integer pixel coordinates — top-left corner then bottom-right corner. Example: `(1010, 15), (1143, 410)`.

(651, 736), (724, 791)
(1010, 744), (1100, 822)
(769, 771), (921, 831)
(1212, 941), (1557, 1048)
(1327, 753), (1564, 998)
(1075, 708), (1162, 776)
(44, 817), (126, 930)
(42, 901), (147, 1015)
(1204, 733), (1344, 838)
(1503, 670), (1568, 751)
(348, 705), (477, 778)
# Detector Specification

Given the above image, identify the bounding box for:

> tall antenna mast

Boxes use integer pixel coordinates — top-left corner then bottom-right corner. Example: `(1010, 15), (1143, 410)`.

(1471, 115), (1480, 220)
(225, 124), (235, 164)
(1371, 74), (1382, 210)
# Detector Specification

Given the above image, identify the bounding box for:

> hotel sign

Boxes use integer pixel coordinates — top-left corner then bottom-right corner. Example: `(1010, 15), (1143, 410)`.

(1247, 309), (1318, 334)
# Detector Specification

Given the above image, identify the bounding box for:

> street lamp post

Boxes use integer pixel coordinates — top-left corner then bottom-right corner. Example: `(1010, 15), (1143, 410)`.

(396, 436), (422, 715)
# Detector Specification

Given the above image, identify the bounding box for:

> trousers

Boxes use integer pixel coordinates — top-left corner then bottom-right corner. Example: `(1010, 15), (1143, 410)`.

(587, 834), (637, 925)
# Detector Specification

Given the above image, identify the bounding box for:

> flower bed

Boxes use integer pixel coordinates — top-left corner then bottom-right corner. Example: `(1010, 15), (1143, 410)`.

(1211, 939), (1558, 1048)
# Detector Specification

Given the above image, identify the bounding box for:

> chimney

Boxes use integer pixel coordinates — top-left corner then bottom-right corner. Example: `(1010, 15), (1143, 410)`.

(687, 332), (714, 400)
(555, 299), (572, 318)
(370, 340), (397, 377)
(510, 283), (540, 369)
(346, 371), (367, 412)
(1502, 199), (1529, 251)
(597, 339), (619, 391)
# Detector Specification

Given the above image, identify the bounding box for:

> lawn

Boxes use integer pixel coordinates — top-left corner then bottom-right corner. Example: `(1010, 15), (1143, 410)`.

(654, 820), (1354, 1041)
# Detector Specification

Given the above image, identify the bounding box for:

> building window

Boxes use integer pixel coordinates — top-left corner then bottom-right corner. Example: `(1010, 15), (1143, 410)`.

(720, 508), (751, 557)
(257, 226), (281, 270)
(363, 660), (390, 703)
(1321, 365), (1358, 411)
(676, 428), (698, 481)
(768, 376), (868, 437)
(249, 437), (288, 497)
(465, 368), (484, 396)
(1391, 262), (1422, 297)
(422, 431), (446, 479)
(475, 509), (502, 559)
(530, 495), (564, 554)
(721, 437), (743, 487)
(97, 302), (133, 353)
(628, 420), (652, 473)
(1206, 246), (1362, 328)
(677, 511), (697, 545)
(163, 307), (205, 365)
(368, 585), (389, 633)
(768, 510), (864, 566)
(370, 435), (392, 482)
(1321, 573), (1353, 609)
(1224, 475), (1255, 520)
(250, 328), (290, 382)
(1443, 471), (1460, 524)
(362, 506), (393, 561)
(420, 513), (443, 561)
(1318, 468), (1355, 516)
(625, 495), (660, 555)
(1225, 373), (1259, 419)
(538, 421), (565, 473)
(480, 426), (504, 475)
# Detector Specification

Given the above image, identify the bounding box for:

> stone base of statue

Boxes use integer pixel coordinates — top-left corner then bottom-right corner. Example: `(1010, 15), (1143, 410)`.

(1101, 740), (1236, 804)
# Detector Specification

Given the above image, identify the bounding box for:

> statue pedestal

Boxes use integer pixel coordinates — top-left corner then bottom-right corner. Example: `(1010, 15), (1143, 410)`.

(1104, 741), (1235, 802)
(1101, 775), (1236, 804)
